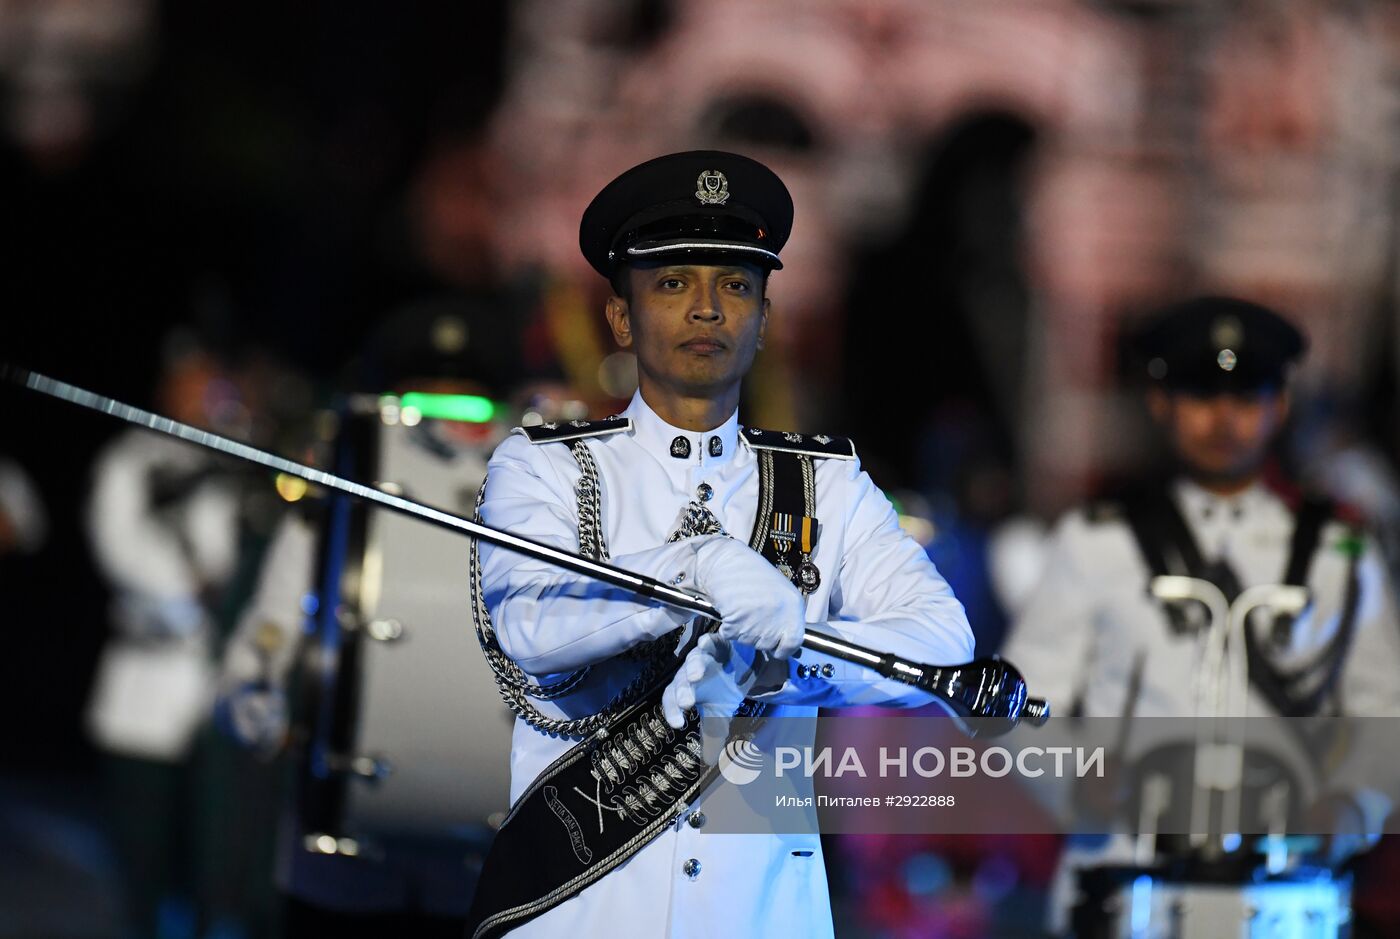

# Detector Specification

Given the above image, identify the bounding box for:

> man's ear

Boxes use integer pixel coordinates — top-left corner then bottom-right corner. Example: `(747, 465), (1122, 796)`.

(1146, 387), (1171, 424)
(605, 294), (633, 349)
(757, 297), (770, 350)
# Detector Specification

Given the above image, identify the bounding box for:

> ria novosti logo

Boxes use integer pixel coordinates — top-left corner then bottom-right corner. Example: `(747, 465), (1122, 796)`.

(720, 740), (1107, 786)
(717, 738), (765, 786)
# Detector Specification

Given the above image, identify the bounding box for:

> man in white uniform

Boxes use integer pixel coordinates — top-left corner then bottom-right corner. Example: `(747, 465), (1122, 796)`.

(466, 150), (974, 937)
(1003, 296), (1400, 934)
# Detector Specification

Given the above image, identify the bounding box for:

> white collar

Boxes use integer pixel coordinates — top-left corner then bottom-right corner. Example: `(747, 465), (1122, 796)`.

(1173, 476), (1267, 522)
(623, 391), (740, 469)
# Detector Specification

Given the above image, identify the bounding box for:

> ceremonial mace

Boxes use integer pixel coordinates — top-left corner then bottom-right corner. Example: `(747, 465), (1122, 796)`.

(7, 368), (1049, 736)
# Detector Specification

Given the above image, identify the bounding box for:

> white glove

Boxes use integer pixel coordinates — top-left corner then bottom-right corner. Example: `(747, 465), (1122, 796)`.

(662, 633), (758, 729)
(692, 536), (805, 659)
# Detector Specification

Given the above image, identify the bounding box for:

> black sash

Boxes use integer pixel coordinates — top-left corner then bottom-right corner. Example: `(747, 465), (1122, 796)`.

(466, 449), (820, 938)
(1120, 483), (1361, 717)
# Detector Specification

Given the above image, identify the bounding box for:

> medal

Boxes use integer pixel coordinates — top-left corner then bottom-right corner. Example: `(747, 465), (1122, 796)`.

(771, 512), (821, 594)
(770, 512), (797, 554)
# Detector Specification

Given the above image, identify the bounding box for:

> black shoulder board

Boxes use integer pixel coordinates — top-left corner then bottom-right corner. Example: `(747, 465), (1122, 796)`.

(741, 427), (856, 460)
(515, 416), (632, 444)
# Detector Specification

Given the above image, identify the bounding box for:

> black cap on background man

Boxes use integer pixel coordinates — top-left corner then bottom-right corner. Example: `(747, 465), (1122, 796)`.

(1135, 296), (1307, 394)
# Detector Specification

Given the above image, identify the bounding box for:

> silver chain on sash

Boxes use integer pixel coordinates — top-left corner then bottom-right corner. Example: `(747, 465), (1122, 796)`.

(470, 439), (718, 739)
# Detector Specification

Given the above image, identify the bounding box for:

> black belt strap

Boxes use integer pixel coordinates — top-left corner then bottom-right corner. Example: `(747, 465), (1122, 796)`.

(466, 449), (819, 938)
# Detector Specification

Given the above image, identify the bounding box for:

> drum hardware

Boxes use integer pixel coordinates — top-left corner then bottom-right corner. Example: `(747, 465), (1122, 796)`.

(325, 752), (394, 783)
(334, 607), (362, 631)
(365, 618), (405, 642)
(302, 833), (365, 857)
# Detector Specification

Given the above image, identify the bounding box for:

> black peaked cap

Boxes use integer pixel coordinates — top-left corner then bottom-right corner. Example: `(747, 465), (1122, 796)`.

(1135, 296), (1307, 393)
(580, 150), (793, 279)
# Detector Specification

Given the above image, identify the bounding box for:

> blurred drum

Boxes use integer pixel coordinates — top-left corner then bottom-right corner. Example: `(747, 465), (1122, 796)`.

(338, 402), (515, 839)
(1075, 864), (1351, 939)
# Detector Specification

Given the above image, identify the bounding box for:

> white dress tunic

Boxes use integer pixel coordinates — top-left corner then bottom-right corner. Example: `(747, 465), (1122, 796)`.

(478, 391), (974, 938)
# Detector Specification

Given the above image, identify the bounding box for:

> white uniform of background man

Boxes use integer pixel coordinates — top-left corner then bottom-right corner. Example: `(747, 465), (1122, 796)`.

(474, 150), (974, 937)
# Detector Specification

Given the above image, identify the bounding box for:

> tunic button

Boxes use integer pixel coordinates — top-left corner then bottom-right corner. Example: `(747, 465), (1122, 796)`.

(696, 483), (713, 502)
(688, 811), (706, 829)
(821, 663), (835, 679)
(683, 858), (702, 879)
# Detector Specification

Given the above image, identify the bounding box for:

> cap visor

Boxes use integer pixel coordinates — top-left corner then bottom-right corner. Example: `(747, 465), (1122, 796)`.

(624, 240), (782, 270)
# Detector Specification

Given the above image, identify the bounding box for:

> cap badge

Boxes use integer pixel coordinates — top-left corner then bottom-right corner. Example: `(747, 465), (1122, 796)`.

(695, 170), (730, 206)
(1211, 315), (1244, 350)
(1217, 349), (1238, 372)
(430, 315), (468, 354)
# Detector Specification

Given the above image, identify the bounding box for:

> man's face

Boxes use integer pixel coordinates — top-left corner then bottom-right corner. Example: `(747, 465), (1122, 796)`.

(605, 261), (769, 401)
(1148, 387), (1290, 483)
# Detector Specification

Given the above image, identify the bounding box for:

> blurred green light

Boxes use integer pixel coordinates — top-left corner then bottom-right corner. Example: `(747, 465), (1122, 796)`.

(388, 392), (496, 423)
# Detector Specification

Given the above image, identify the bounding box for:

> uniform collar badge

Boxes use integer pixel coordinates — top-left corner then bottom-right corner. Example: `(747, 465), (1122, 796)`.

(670, 436), (692, 459)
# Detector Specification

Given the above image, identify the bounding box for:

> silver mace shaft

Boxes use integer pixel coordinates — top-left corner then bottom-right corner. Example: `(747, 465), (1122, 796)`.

(8, 367), (1048, 732)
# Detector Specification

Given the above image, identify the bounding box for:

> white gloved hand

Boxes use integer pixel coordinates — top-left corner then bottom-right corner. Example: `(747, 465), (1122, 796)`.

(692, 536), (805, 659)
(662, 633), (757, 730)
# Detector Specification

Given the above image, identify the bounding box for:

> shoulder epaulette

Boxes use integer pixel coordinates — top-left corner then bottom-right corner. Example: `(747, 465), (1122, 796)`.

(514, 416), (632, 444)
(741, 427), (856, 461)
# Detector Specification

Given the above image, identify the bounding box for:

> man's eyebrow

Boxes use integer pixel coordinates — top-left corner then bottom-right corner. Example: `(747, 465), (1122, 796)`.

(644, 264), (759, 278)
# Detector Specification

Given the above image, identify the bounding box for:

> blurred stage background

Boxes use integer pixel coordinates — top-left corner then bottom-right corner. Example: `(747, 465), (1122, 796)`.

(4, 1), (1400, 937)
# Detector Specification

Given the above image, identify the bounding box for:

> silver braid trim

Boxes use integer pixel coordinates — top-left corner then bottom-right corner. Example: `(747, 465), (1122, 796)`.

(469, 439), (690, 739)
(570, 440), (610, 563)
(800, 454), (816, 511)
(749, 449), (776, 551)
(587, 704), (707, 825)
(470, 478), (590, 701)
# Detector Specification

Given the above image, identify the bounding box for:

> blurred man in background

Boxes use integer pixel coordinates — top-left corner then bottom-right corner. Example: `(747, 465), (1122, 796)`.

(1004, 296), (1400, 935)
(86, 332), (279, 939)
